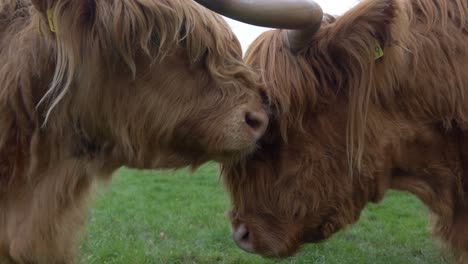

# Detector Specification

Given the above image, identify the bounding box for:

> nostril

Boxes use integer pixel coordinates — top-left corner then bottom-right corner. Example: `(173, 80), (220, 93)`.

(245, 112), (262, 130)
(233, 223), (255, 253)
(245, 111), (268, 138)
(241, 228), (250, 242)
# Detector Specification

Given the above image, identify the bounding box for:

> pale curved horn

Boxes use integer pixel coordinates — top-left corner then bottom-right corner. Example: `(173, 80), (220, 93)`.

(193, 0), (323, 32)
(282, 13), (323, 54)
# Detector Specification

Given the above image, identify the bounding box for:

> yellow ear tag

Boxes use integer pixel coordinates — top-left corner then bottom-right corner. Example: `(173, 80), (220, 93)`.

(47, 8), (56, 33)
(372, 38), (384, 60)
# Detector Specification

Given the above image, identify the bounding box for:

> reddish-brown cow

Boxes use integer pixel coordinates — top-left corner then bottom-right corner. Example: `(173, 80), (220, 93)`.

(223, 0), (468, 262)
(0, 0), (275, 263)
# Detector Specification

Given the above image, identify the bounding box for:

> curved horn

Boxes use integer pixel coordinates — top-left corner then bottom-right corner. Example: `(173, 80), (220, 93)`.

(282, 14), (323, 54)
(193, 0), (323, 32)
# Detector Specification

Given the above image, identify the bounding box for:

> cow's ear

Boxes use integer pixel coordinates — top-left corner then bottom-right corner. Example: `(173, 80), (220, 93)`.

(323, 0), (403, 60)
(31, 0), (53, 14)
(32, 0), (96, 33)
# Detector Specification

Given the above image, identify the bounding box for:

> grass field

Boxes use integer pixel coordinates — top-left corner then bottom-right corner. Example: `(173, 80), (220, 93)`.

(79, 163), (453, 264)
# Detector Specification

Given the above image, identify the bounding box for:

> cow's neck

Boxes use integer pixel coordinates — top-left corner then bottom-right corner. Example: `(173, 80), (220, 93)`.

(389, 125), (467, 211)
(387, 124), (468, 257)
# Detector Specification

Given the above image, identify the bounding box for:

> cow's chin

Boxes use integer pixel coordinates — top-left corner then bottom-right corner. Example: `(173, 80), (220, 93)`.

(130, 144), (256, 170)
(212, 145), (257, 164)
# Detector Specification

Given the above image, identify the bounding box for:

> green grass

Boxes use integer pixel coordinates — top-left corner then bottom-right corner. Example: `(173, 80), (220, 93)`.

(79, 163), (452, 264)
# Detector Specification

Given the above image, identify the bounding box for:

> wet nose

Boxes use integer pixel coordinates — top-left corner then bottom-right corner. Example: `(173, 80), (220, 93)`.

(233, 223), (255, 253)
(245, 110), (269, 140)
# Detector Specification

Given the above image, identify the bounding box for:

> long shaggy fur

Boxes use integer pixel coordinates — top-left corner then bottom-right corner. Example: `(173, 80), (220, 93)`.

(224, 0), (468, 261)
(247, 0), (467, 172)
(0, 0), (263, 263)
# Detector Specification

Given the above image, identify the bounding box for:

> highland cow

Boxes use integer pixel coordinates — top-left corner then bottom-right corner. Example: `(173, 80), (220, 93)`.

(222, 0), (468, 262)
(0, 0), (292, 262)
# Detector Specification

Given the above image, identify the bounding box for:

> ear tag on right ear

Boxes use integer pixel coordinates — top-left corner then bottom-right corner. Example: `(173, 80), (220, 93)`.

(47, 8), (56, 33)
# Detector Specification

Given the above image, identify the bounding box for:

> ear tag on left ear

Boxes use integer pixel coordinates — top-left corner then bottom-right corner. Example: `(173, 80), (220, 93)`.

(373, 38), (384, 60)
(47, 8), (56, 33)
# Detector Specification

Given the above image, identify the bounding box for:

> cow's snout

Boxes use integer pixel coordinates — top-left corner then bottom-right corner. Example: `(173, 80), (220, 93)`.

(233, 223), (255, 253)
(231, 218), (303, 258)
(244, 110), (268, 140)
(214, 106), (269, 157)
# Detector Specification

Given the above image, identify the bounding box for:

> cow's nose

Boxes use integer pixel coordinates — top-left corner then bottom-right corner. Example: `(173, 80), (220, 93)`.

(245, 110), (268, 140)
(233, 223), (255, 253)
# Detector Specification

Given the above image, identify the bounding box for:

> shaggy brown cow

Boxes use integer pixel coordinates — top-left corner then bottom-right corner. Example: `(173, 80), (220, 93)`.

(0, 0), (292, 262)
(223, 0), (468, 262)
